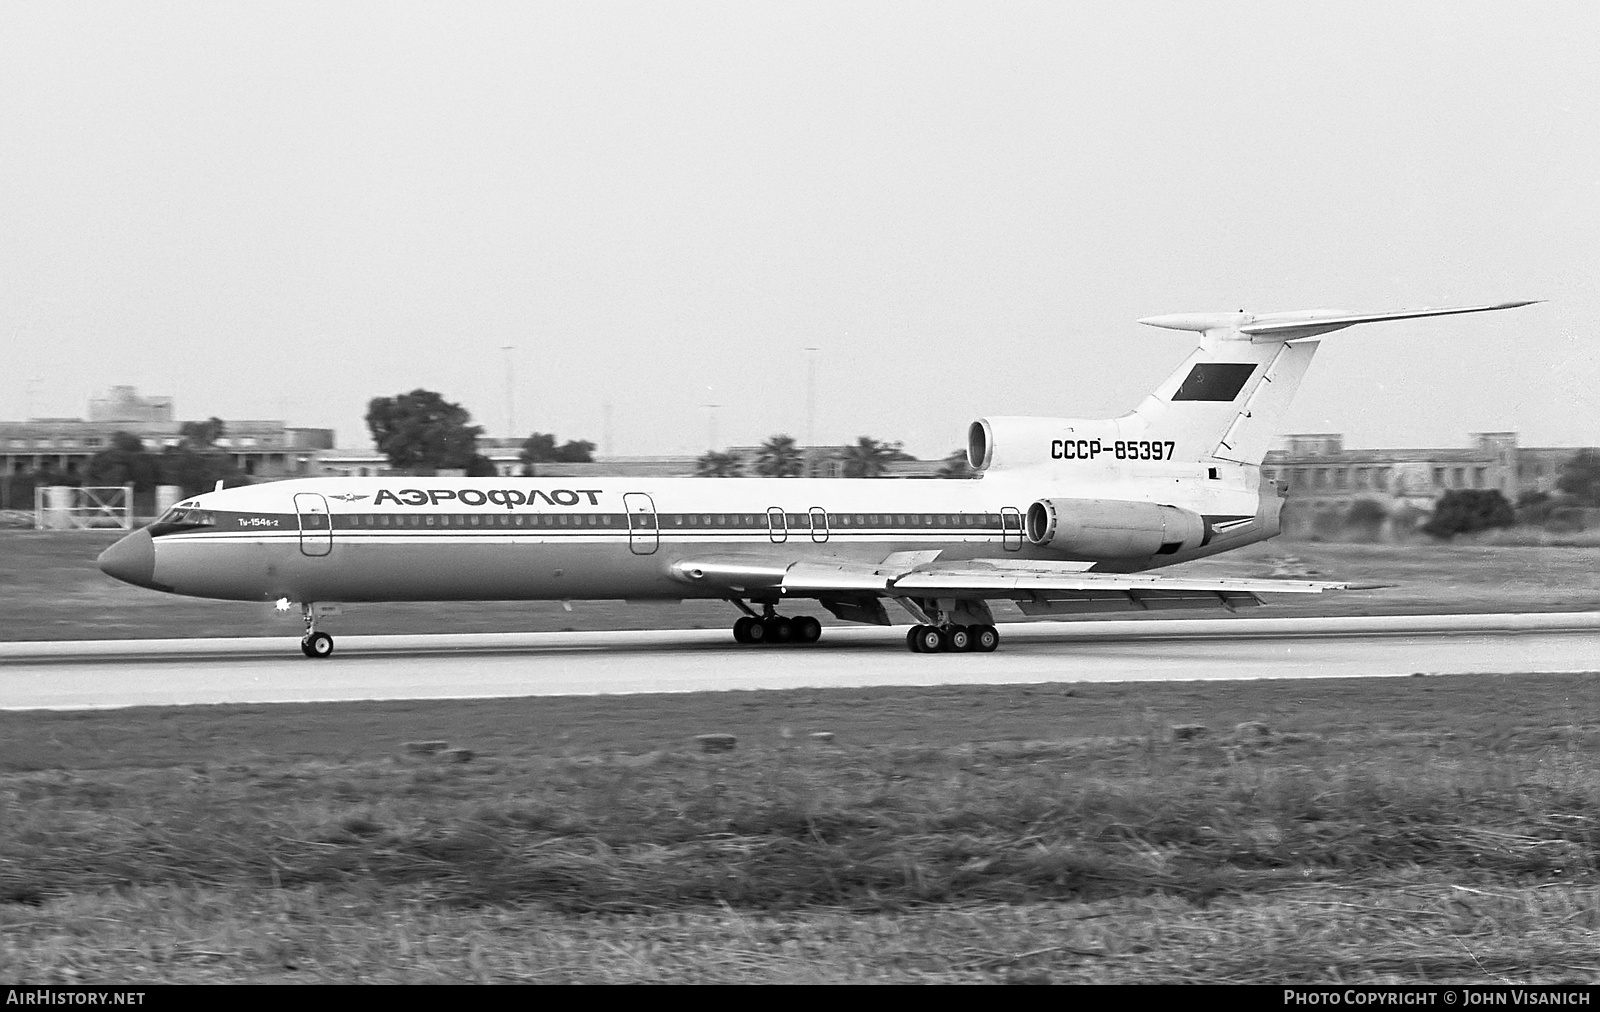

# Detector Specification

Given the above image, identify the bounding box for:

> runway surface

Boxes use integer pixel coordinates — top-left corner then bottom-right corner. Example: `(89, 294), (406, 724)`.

(1, 612), (1596, 710)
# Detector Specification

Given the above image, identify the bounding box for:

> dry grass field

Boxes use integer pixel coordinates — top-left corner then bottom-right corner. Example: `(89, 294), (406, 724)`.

(2, 531), (1598, 982)
(3, 674), (1599, 983)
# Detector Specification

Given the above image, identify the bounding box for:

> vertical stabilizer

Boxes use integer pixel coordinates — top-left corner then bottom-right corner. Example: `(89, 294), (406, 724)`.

(1123, 301), (1537, 465)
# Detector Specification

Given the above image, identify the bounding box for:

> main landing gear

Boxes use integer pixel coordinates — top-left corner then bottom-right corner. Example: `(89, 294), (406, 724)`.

(300, 603), (334, 659)
(905, 624), (999, 653)
(730, 603), (822, 646)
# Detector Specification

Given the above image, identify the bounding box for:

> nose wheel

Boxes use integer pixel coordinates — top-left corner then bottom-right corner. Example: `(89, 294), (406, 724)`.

(299, 603), (335, 659)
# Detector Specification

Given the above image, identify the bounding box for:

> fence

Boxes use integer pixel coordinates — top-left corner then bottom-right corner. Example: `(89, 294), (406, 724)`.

(33, 485), (135, 531)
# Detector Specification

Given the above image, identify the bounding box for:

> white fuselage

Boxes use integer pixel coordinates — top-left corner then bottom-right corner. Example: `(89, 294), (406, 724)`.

(112, 468), (1273, 605)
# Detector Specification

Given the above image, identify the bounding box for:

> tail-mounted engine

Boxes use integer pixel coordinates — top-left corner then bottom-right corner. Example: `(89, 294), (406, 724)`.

(969, 416), (1103, 472)
(1025, 498), (1205, 560)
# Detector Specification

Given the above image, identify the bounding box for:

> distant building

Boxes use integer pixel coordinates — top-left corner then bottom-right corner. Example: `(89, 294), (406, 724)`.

(1263, 432), (1589, 535)
(88, 386), (173, 423)
(0, 387), (334, 479)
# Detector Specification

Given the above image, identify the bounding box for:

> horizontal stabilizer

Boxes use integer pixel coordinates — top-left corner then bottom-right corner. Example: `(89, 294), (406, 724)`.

(1139, 300), (1539, 341)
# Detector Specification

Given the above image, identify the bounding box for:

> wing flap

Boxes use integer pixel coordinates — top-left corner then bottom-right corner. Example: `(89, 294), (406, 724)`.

(890, 567), (1348, 595)
(783, 562), (894, 593)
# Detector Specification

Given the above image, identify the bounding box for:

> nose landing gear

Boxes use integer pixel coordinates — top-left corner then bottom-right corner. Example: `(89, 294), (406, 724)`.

(300, 603), (335, 659)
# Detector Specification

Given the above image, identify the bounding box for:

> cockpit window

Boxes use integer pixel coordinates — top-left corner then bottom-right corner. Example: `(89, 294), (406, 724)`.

(149, 506), (218, 537)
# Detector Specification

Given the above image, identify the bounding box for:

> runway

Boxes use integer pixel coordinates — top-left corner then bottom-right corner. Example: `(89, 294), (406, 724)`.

(1, 612), (1596, 710)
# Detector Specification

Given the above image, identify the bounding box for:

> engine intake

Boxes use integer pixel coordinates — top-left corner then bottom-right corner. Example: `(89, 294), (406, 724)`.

(1025, 498), (1206, 559)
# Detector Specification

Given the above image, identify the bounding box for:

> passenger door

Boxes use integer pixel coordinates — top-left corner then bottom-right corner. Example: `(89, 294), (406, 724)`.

(1001, 506), (1024, 552)
(294, 493), (333, 557)
(623, 492), (659, 555)
(808, 507), (829, 544)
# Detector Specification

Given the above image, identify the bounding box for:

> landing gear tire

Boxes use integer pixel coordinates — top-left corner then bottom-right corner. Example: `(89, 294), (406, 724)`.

(793, 616), (822, 643)
(947, 625), (973, 652)
(301, 632), (334, 659)
(972, 624), (1000, 653)
(909, 625), (946, 653)
(733, 616), (758, 643)
(733, 608), (820, 647)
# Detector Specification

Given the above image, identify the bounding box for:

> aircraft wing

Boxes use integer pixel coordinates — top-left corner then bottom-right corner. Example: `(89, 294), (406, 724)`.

(671, 554), (1359, 621)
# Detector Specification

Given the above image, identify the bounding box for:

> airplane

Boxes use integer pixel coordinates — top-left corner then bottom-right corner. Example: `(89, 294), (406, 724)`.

(97, 300), (1536, 657)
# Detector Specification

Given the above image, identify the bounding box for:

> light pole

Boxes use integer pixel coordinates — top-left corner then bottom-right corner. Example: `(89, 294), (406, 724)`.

(704, 403), (722, 451)
(501, 346), (516, 440)
(804, 347), (820, 447)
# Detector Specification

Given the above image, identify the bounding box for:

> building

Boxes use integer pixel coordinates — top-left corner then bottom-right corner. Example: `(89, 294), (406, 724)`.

(88, 386), (174, 423)
(1262, 432), (1588, 535)
(0, 388), (335, 479)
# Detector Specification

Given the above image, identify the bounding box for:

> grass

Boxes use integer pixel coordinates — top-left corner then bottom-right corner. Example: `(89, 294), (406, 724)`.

(4, 530), (1600, 641)
(2, 673), (1599, 982)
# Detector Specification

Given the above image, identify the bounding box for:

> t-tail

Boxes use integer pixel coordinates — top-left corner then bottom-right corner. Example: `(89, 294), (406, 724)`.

(1121, 301), (1539, 466)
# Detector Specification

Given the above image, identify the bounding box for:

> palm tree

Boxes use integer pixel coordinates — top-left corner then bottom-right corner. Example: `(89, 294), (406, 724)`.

(936, 448), (976, 479)
(694, 450), (745, 477)
(754, 434), (805, 478)
(840, 436), (913, 478)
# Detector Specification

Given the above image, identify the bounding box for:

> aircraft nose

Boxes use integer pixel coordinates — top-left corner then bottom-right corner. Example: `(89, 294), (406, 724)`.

(98, 528), (156, 588)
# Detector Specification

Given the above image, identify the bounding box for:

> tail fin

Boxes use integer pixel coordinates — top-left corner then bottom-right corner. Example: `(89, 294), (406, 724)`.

(1122, 301), (1537, 465)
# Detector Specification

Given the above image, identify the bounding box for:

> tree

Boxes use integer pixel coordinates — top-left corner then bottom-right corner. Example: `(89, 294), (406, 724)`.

(159, 446), (245, 497)
(83, 432), (161, 492)
(695, 450), (744, 477)
(366, 390), (484, 475)
(519, 432), (596, 476)
(519, 432), (596, 467)
(1422, 489), (1515, 540)
(1515, 490), (1557, 526)
(936, 448), (975, 479)
(1343, 498), (1389, 540)
(754, 435), (804, 477)
(1556, 449), (1600, 506)
(840, 436), (913, 478)
(178, 417), (226, 450)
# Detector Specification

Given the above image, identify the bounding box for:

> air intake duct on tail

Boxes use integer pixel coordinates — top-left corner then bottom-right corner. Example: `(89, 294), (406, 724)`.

(1025, 498), (1206, 560)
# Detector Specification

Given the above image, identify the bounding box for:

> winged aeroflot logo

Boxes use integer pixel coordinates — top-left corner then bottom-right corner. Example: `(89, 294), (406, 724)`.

(328, 494), (371, 502)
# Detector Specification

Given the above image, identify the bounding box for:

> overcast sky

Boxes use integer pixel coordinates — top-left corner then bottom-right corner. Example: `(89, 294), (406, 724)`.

(2, 2), (1595, 458)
